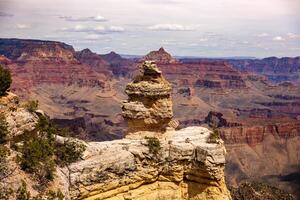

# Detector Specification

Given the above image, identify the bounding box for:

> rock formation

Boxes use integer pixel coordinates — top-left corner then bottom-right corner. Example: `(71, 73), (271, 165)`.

(59, 61), (232, 200)
(0, 92), (38, 137)
(64, 127), (231, 200)
(122, 61), (173, 134)
(142, 47), (178, 64)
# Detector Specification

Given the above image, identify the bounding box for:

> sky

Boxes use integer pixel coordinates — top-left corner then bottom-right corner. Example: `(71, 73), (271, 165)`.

(0, 0), (300, 57)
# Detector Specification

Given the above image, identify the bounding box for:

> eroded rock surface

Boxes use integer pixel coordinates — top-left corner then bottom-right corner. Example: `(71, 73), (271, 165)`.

(0, 92), (38, 137)
(60, 127), (231, 200)
(122, 61), (173, 134)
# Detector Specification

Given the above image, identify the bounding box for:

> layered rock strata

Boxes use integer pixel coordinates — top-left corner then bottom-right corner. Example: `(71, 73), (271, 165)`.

(122, 61), (173, 134)
(62, 127), (231, 200)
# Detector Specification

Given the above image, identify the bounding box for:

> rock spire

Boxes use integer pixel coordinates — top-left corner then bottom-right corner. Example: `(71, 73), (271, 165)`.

(122, 61), (173, 134)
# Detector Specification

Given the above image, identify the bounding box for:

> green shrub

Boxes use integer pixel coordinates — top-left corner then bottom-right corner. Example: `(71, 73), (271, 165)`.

(0, 64), (12, 96)
(18, 116), (56, 184)
(208, 129), (220, 143)
(25, 100), (39, 113)
(16, 180), (31, 200)
(55, 139), (86, 167)
(0, 113), (8, 144)
(18, 115), (85, 185)
(18, 135), (55, 183)
(145, 136), (161, 156)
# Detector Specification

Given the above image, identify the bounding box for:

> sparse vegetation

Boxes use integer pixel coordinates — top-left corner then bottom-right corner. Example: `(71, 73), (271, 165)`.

(0, 145), (10, 178)
(18, 116), (55, 184)
(19, 136), (56, 184)
(0, 64), (12, 96)
(230, 182), (294, 200)
(145, 136), (161, 156)
(17, 115), (85, 186)
(0, 113), (8, 144)
(8, 179), (64, 200)
(16, 180), (31, 200)
(32, 189), (64, 200)
(208, 128), (220, 143)
(55, 139), (85, 167)
(0, 186), (13, 199)
(25, 100), (39, 113)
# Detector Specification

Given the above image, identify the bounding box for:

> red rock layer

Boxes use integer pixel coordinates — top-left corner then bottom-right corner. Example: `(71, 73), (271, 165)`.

(0, 39), (112, 94)
(0, 38), (79, 64)
(159, 61), (247, 89)
(75, 48), (112, 77)
(220, 121), (300, 146)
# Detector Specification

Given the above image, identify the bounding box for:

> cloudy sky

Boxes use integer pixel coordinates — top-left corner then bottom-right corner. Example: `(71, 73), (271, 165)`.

(0, 0), (299, 57)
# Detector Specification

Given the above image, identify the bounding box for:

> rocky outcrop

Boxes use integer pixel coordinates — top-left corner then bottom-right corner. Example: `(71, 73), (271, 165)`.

(0, 92), (38, 137)
(61, 127), (231, 200)
(204, 111), (241, 128)
(142, 47), (178, 64)
(122, 61), (173, 134)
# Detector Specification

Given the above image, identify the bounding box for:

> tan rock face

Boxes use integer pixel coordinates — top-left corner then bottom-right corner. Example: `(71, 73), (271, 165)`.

(61, 127), (231, 200)
(0, 92), (38, 137)
(122, 61), (173, 134)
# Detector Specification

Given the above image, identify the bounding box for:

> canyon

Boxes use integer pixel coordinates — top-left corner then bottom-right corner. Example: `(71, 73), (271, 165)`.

(0, 63), (232, 200)
(0, 38), (299, 198)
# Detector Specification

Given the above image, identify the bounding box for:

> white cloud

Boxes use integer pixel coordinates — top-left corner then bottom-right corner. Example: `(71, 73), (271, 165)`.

(256, 33), (269, 37)
(84, 34), (103, 40)
(273, 36), (285, 41)
(108, 26), (125, 32)
(199, 38), (208, 42)
(61, 25), (125, 34)
(287, 33), (300, 40)
(16, 24), (31, 29)
(94, 26), (106, 32)
(148, 24), (197, 31)
(59, 15), (106, 22)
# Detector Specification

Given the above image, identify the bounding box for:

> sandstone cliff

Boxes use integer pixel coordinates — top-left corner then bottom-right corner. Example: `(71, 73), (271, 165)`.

(61, 126), (231, 200)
